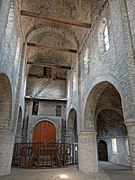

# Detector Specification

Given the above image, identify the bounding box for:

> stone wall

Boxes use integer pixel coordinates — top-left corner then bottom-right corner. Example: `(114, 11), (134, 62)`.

(66, 0), (135, 174)
(22, 99), (66, 143)
(26, 77), (66, 99)
(0, 0), (25, 175)
(97, 109), (130, 166)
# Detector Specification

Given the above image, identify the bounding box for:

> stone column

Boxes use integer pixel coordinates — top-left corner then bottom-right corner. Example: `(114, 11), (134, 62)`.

(64, 134), (72, 144)
(126, 122), (135, 176)
(0, 131), (15, 176)
(15, 134), (22, 143)
(78, 131), (98, 173)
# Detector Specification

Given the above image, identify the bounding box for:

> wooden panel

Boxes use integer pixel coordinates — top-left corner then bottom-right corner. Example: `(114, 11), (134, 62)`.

(33, 121), (56, 143)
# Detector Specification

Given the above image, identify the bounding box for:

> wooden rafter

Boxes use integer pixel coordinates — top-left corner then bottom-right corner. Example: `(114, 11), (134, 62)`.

(28, 74), (66, 81)
(21, 10), (91, 29)
(27, 61), (71, 70)
(27, 42), (77, 54)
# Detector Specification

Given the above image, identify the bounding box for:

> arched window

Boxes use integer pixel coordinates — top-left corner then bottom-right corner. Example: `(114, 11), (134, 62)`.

(84, 48), (89, 75)
(104, 25), (110, 51)
(112, 138), (117, 154)
(14, 38), (21, 68)
(67, 79), (71, 99)
(98, 18), (110, 54)
(73, 70), (77, 92)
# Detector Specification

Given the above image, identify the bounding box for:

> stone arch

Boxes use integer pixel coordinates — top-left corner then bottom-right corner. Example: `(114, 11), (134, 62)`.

(25, 23), (78, 47)
(15, 106), (23, 143)
(0, 74), (12, 130)
(0, 74), (14, 176)
(67, 108), (78, 143)
(97, 109), (130, 166)
(84, 81), (119, 131)
(34, 118), (57, 129)
(79, 75), (131, 173)
(24, 24), (78, 78)
(82, 74), (132, 131)
(97, 109), (128, 138)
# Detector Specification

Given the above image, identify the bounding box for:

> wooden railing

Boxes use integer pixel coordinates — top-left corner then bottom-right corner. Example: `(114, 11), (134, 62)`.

(12, 143), (75, 168)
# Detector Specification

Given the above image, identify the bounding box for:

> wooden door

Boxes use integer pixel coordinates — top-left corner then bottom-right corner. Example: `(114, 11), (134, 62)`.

(32, 121), (56, 143)
(98, 140), (108, 161)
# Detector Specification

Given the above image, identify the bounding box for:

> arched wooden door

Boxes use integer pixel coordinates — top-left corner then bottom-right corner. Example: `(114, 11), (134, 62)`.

(32, 121), (56, 143)
(98, 140), (108, 161)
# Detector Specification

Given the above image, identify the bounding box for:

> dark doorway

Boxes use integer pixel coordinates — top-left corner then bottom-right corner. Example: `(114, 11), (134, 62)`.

(98, 140), (108, 161)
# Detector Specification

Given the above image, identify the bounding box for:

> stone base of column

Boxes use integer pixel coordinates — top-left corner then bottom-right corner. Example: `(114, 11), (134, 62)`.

(15, 135), (22, 143)
(0, 131), (15, 176)
(126, 121), (135, 176)
(78, 131), (98, 173)
(64, 134), (72, 144)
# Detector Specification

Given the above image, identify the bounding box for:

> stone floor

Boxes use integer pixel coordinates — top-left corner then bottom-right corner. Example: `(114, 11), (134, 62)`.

(0, 162), (134, 180)
(99, 161), (134, 180)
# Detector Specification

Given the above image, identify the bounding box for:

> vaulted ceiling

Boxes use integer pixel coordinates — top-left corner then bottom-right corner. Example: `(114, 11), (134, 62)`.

(20, 0), (104, 79)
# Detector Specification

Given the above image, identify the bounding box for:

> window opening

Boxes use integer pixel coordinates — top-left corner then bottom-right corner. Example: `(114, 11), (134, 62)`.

(125, 138), (130, 155)
(104, 25), (110, 51)
(84, 48), (89, 75)
(32, 101), (39, 115)
(73, 71), (77, 92)
(112, 138), (117, 154)
(43, 67), (51, 76)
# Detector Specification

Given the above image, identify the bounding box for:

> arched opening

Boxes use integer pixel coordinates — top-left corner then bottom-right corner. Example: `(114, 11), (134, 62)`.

(15, 107), (22, 143)
(98, 140), (108, 161)
(0, 74), (12, 129)
(67, 108), (78, 143)
(0, 74), (13, 175)
(80, 81), (130, 173)
(32, 120), (56, 143)
(97, 109), (129, 165)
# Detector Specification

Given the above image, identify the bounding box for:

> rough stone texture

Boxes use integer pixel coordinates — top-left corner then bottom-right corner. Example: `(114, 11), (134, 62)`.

(66, 108), (78, 143)
(1, 163), (133, 180)
(26, 77), (66, 99)
(1, 0), (135, 178)
(0, 132), (14, 176)
(78, 132), (98, 173)
(22, 99), (66, 142)
(127, 122), (135, 176)
(0, 0), (25, 175)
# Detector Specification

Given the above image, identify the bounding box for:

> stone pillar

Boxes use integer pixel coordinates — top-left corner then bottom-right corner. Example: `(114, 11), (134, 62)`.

(64, 134), (72, 144)
(15, 134), (22, 143)
(0, 131), (15, 176)
(126, 122), (135, 176)
(78, 132), (98, 173)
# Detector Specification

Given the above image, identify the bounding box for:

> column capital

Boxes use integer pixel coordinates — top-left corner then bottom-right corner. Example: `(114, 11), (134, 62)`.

(126, 117), (135, 126)
(78, 131), (97, 136)
(64, 134), (72, 137)
(126, 120), (135, 137)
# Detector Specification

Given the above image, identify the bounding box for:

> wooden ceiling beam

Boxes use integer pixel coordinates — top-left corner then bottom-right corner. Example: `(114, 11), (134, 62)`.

(27, 61), (71, 70)
(28, 74), (66, 81)
(21, 10), (91, 29)
(27, 42), (77, 54)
